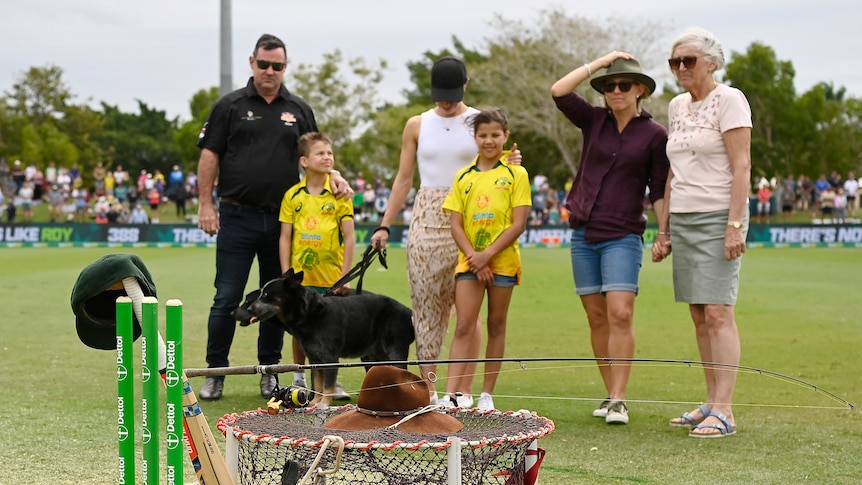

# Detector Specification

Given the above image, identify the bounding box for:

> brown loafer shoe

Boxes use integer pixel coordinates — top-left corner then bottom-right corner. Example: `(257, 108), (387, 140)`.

(198, 377), (224, 401)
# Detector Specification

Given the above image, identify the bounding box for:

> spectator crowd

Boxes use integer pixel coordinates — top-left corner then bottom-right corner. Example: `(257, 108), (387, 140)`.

(756, 170), (860, 224)
(0, 157), (198, 224)
(2, 156), (860, 227)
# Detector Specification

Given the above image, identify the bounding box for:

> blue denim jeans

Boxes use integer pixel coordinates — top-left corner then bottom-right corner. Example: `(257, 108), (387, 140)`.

(206, 202), (284, 374)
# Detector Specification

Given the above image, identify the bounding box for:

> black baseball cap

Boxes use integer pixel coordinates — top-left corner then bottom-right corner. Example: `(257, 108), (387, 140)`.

(431, 57), (468, 102)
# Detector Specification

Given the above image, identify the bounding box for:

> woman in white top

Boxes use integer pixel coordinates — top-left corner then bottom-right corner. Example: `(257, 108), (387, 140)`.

(371, 57), (520, 405)
(653, 27), (752, 438)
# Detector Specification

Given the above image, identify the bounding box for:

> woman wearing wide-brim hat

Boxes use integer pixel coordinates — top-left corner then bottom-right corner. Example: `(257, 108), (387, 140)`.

(551, 51), (670, 426)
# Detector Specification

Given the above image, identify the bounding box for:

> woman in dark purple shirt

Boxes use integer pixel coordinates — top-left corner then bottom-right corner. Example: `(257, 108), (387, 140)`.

(551, 52), (669, 425)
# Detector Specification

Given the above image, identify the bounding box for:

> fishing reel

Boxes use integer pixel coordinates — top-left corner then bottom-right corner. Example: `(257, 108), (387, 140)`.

(267, 384), (314, 414)
(273, 384), (313, 406)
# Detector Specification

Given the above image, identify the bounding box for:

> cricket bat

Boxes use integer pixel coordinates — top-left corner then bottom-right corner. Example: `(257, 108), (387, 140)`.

(181, 369), (233, 484)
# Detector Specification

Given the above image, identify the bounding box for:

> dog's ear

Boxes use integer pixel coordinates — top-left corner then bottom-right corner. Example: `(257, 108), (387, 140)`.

(245, 289), (261, 302)
(288, 270), (304, 286)
(282, 268), (294, 278)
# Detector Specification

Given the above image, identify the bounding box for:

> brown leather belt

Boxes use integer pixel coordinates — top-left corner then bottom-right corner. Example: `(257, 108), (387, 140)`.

(219, 197), (278, 214)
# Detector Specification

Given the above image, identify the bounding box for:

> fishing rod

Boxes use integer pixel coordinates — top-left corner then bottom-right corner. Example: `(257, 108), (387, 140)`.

(184, 356), (855, 410)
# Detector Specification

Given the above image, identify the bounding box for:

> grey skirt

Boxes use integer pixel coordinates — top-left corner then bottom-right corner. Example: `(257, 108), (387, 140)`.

(670, 210), (748, 305)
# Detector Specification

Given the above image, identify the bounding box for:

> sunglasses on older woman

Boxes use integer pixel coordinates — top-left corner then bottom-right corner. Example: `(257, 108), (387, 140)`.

(667, 56), (699, 70)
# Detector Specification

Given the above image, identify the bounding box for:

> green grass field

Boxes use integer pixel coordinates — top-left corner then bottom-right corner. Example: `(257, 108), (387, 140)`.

(0, 246), (859, 484)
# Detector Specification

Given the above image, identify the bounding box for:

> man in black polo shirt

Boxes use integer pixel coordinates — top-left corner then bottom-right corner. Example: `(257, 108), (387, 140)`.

(196, 33), (351, 400)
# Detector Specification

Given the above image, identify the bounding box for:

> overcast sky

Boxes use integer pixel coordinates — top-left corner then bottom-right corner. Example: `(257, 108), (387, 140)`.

(1, 0), (859, 122)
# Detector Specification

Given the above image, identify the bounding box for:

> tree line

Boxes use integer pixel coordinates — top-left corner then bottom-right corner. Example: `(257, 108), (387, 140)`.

(2, 10), (859, 191)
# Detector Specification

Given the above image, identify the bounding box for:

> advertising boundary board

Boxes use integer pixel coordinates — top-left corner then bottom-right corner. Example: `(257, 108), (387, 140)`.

(1, 223), (861, 248)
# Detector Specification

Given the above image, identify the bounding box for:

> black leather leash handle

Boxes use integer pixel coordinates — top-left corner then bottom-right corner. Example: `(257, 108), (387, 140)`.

(324, 245), (387, 296)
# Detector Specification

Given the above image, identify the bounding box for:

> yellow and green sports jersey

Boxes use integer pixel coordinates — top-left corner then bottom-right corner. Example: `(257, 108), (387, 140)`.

(279, 175), (354, 288)
(442, 155), (531, 280)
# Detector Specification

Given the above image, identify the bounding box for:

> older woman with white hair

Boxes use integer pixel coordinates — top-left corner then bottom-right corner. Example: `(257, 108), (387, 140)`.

(652, 27), (752, 438)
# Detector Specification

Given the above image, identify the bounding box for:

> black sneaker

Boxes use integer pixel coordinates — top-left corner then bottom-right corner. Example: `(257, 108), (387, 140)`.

(199, 377), (224, 401)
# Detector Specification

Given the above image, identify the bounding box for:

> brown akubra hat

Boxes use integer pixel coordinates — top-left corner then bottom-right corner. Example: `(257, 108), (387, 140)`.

(325, 365), (463, 434)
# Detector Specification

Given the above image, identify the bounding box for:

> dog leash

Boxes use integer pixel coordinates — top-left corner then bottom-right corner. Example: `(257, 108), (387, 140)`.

(324, 245), (387, 296)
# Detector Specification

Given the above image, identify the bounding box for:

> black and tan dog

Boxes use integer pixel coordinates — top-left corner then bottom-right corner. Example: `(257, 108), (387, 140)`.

(233, 268), (414, 406)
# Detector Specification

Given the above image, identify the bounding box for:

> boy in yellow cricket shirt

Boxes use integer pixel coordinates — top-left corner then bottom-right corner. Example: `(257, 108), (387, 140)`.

(279, 132), (355, 399)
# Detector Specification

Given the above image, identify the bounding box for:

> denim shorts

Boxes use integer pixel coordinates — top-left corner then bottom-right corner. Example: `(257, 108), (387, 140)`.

(570, 228), (643, 295)
(456, 271), (518, 288)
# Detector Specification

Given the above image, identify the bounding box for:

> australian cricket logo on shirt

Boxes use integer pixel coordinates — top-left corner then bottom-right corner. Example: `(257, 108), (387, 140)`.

(320, 202), (336, 215)
(494, 176), (513, 190)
